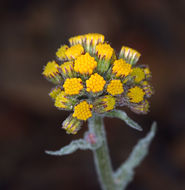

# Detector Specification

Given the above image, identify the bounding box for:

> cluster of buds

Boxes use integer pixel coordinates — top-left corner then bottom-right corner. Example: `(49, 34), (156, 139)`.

(42, 33), (154, 134)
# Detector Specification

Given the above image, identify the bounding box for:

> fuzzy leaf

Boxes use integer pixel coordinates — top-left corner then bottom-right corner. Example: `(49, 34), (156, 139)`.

(45, 139), (92, 156)
(114, 122), (157, 190)
(104, 109), (143, 131)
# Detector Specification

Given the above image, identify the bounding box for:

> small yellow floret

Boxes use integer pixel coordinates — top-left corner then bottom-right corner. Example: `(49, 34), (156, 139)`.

(42, 61), (59, 78)
(96, 43), (114, 60)
(102, 95), (116, 111)
(63, 78), (83, 95)
(86, 73), (106, 93)
(84, 33), (105, 46)
(107, 80), (124, 96)
(49, 87), (62, 100)
(112, 59), (132, 77)
(56, 45), (68, 60)
(131, 67), (145, 83)
(69, 35), (84, 46)
(127, 86), (145, 103)
(73, 101), (93, 120)
(65, 44), (84, 60)
(74, 53), (97, 75)
(54, 91), (69, 109)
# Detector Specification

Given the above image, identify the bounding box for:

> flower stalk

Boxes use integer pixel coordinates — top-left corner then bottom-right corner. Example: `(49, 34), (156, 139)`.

(88, 115), (115, 190)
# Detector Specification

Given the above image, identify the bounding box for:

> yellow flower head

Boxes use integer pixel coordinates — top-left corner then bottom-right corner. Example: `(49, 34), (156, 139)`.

(60, 61), (74, 78)
(56, 45), (68, 60)
(131, 67), (145, 83)
(94, 95), (116, 113)
(65, 44), (84, 60)
(86, 73), (106, 93)
(54, 91), (74, 110)
(112, 59), (132, 78)
(74, 53), (97, 75)
(49, 87), (62, 100)
(127, 86), (145, 103)
(120, 46), (141, 65)
(84, 33), (105, 46)
(42, 61), (59, 78)
(62, 114), (82, 134)
(96, 43), (114, 60)
(69, 35), (84, 46)
(73, 101), (93, 120)
(43, 33), (153, 134)
(63, 78), (83, 95)
(107, 79), (124, 96)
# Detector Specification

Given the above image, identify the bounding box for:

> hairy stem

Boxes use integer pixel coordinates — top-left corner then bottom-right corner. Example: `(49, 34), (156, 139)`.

(88, 115), (116, 190)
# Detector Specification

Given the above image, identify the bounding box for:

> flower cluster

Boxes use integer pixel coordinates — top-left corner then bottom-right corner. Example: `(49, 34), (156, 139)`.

(43, 33), (153, 134)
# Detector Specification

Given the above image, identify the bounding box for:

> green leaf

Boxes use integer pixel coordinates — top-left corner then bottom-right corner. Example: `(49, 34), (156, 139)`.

(114, 122), (157, 190)
(104, 109), (143, 131)
(45, 139), (92, 156)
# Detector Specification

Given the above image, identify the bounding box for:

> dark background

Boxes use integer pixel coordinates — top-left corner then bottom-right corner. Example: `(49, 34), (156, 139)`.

(1, 0), (185, 189)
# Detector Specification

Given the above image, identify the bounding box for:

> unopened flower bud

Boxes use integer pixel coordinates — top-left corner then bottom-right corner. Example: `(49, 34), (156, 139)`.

(130, 67), (145, 83)
(143, 66), (152, 79)
(130, 100), (150, 114)
(62, 114), (82, 134)
(96, 43), (114, 74)
(42, 61), (63, 84)
(56, 45), (69, 60)
(84, 33), (105, 53)
(69, 35), (84, 46)
(65, 44), (84, 60)
(119, 46), (141, 65)
(49, 86), (62, 100)
(94, 95), (116, 113)
(55, 91), (76, 110)
(59, 61), (75, 78)
(141, 81), (154, 98)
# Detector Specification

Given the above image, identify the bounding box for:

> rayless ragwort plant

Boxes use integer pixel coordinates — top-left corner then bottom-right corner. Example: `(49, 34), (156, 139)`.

(42, 33), (156, 190)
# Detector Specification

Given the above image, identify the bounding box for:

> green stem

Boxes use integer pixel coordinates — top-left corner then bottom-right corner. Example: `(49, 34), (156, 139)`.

(88, 115), (116, 190)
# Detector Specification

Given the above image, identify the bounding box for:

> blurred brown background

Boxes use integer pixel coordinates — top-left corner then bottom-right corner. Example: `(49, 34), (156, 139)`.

(1, 0), (185, 189)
